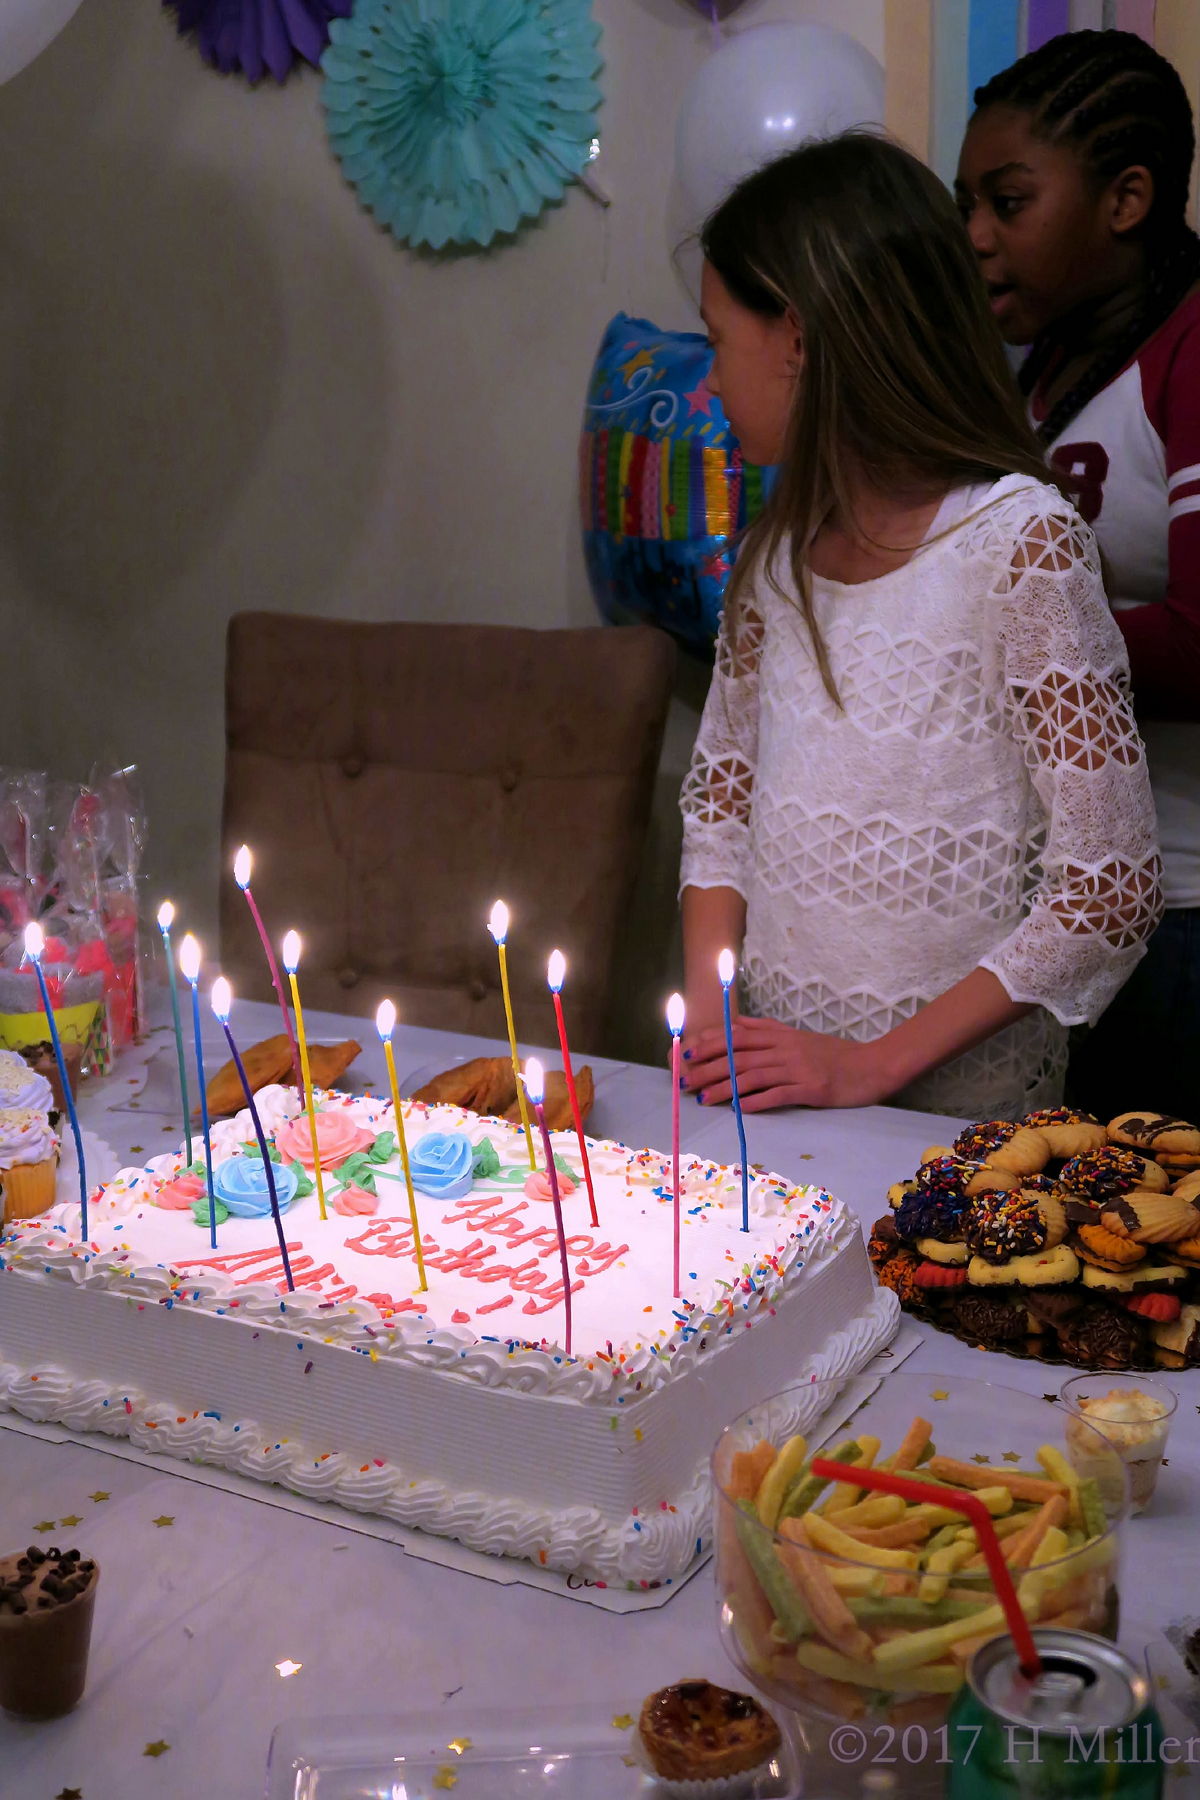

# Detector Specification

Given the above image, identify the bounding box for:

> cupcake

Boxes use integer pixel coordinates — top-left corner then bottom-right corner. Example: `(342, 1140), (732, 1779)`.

(638, 1680), (782, 1795)
(0, 1050), (54, 1116)
(0, 1108), (60, 1221)
(0, 1545), (99, 1719)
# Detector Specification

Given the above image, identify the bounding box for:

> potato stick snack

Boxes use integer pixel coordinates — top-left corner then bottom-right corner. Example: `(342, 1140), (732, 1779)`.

(925, 1456), (1067, 1503)
(893, 1417), (933, 1470)
(775, 1518), (873, 1660)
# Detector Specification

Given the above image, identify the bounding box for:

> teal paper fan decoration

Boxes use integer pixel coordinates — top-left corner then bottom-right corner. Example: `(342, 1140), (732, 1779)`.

(321, 0), (603, 251)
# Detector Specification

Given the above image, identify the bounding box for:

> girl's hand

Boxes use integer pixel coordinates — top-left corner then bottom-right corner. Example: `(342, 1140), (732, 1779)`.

(681, 1015), (892, 1111)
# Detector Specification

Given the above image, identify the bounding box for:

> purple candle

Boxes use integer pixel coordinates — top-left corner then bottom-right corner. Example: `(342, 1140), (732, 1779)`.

(210, 976), (294, 1292)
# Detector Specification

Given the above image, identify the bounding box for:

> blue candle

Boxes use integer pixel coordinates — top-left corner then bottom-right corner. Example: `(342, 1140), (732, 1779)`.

(157, 902), (192, 1168)
(718, 949), (750, 1233)
(210, 976), (294, 1292)
(23, 923), (88, 1239)
(179, 934), (218, 1250)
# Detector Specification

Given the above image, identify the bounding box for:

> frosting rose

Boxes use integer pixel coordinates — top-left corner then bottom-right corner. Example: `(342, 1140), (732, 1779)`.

(0, 1053), (54, 1115)
(274, 1110), (373, 1170)
(332, 1183), (379, 1217)
(157, 1173), (206, 1211)
(0, 1107), (59, 1169)
(524, 1169), (577, 1202)
(212, 1155), (300, 1217)
(408, 1131), (475, 1199)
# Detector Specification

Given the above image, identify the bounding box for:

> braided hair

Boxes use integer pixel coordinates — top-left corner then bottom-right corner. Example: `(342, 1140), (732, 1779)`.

(974, 29), (1200, 445)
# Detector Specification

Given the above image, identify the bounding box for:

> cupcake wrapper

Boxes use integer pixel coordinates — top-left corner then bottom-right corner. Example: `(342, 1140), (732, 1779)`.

(633, 1734), (778, 1798)
(2, 1151), (60, 1222)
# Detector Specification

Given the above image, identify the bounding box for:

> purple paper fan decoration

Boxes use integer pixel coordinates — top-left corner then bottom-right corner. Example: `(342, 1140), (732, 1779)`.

(166, 0), (353, 85)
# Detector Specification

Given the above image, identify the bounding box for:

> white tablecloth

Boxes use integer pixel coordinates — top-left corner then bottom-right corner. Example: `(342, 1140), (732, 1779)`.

(3, 995), (1197, 1798)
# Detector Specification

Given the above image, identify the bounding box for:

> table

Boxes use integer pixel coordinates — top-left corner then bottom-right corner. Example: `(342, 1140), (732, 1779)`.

(3, 996), (1198, 1798)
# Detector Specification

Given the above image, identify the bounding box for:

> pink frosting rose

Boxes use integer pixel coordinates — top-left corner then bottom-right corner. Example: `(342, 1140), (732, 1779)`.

(156, 1173), (206, 1210)
(275, 1110), (373, 1170)
(524, 1169), (578, 1203)
(332, 1183), (379, 1217)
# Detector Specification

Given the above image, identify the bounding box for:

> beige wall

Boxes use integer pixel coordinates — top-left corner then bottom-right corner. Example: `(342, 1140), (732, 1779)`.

(0, 0), (881, 1058)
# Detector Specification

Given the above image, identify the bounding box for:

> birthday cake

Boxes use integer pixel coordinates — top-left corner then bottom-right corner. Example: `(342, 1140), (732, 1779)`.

(0, 1087), (896, 1586)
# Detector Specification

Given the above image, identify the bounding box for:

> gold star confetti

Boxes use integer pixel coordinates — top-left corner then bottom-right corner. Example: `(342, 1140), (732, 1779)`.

(89, 1491), (110, 1503)
(1044, 1394), (1059, 1404)
(151, 1515), (175, 1528)
(143, 1740), (170, 1758)
(33, 1521), (56, 1534)
(447, 1738), (472, 1755)
(1002, 1451), (1021, 1463)
(130, 1145), (145, 1154)
(1156, 1674), (1172, 1690)
(612, 1714), (633, 1730)
(931, 1390), (949, 1402)
(59, 1515), (82, 1528)
(971, 1453), (990, 1464)
(432, 1768), (458, 1790)
(276, 1660), (302, 1678)
(56, 1788), (82, 1799)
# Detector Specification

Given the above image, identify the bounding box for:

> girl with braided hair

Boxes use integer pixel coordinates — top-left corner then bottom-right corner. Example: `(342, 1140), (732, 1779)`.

(958, 29), (1200, 1117)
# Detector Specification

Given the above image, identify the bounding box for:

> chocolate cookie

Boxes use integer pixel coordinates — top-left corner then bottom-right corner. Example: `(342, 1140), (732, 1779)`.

(953, 1291), (1030, 1341)
(965, 1191), (1047, 1264)
(1060, 1146), (1169, 1200)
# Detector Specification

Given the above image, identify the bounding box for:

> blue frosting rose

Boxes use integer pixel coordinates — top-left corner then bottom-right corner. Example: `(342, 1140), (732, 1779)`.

(213, 1155), (300, 1218)
(408, 1130), (475, 1199)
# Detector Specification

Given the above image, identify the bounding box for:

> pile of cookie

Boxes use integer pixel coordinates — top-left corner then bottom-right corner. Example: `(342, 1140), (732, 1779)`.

(869, 1109), (1200, 1371)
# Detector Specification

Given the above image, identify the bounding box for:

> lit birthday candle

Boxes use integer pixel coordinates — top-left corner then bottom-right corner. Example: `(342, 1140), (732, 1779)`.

(487, 900), (535, 1170)
(156, 901), (192, 1168)
(522, 1056), (572, 1356)
(232, 845), (303, 1095)
(280, 932), (326, 1223)
(375, 999), (427, 1292)
(666, 992), (685, 1296)
(718, 949), (750, 1233)
(179, 933), (219, 1249)
(546, 950), (597, 1227)
(23, 922), (88, 1238)
(211, 976), (294, 1291)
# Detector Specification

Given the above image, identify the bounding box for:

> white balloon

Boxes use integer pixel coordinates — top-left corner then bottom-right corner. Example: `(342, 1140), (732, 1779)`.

(675, 23), (885, 221)
(0, 0), (83, 87)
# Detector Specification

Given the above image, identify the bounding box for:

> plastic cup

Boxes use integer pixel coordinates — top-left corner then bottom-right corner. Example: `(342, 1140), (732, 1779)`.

(1059, 1372), (1178, 1516)
(0, 1550), (99, 1720)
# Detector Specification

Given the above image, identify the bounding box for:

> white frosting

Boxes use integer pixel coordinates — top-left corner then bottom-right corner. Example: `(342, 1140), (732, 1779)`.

(0, 1107), (58, 1169)
(0, 1053), (55, 1115)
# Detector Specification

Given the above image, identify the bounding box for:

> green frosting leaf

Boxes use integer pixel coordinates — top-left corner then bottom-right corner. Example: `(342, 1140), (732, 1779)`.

(367, 1130), (396, 1165)
(291, 1166), (314, 1199)
(333, 1152), (376, 1196)
(472, 1137), (501, 1180)
(192, 1195), (229, 1229)
(241, 1142), (283, 1163)
(554, 1154), (578, 1182)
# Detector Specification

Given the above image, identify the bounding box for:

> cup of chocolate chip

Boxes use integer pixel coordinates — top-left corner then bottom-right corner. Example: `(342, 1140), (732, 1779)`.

(0, 1545), (99, 1719)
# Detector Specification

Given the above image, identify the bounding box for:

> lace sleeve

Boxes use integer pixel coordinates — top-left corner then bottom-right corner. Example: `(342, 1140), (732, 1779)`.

(679, 590), (765, 898)
(980, 504), (1164, 1026)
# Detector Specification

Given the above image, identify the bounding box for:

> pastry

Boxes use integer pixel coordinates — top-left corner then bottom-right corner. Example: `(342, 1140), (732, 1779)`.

(1074, 1224), (1147, 1271)
(965, 1190), (1047, 1263)
(1170, 1232), (1200, 1269)
(1080, 1261), (1187, 1295)
(1059, 1146), (1169, 1200)
(875, 1247), (923, 1304)
(1107, 1112), (1200, 1158)
(1150, 1303), (1200, 1363)
(0, 1110), (60, 1224)
(1022, 1107), (1107, 1159)
(920, 1143), (954, 1165)
(1034, 1190), (1068, 1248)
(867, 1215), (901, 1271)
(952, 1291), (1030, 1340)
(913, 1259), (969, 1289)
(913, 1236), (969, 1264)
(1099, 1194), (1198, 1245)
(894, 1186), (966, 1243)
(0, 1545), (98, 1720)
(637, 1680), (781, 1784)
(1171, 1170), (1200, 1205)
(1059, 1307), (1144, 1370)
(954, 1120), (1051, 1176)
(967, 1243), (1078, 1286)
(887, 1179), (917, 1209)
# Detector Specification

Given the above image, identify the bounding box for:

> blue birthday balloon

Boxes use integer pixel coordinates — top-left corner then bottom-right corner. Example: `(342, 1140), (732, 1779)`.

(580, 313), (777, 653)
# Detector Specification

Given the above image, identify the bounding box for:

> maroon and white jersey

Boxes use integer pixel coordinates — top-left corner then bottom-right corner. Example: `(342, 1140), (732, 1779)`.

(1033, 290), (1200, 908)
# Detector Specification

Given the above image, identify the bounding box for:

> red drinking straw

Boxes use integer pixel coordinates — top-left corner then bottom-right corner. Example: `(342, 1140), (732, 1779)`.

(809, 1456), (1043, 1678)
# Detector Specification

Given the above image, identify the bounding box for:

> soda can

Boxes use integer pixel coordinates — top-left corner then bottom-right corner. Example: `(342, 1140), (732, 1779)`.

(946, 1628), (1164, 1799)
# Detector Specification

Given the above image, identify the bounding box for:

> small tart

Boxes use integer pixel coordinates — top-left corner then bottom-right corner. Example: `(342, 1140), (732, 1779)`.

(638, 1681), (782, 1783)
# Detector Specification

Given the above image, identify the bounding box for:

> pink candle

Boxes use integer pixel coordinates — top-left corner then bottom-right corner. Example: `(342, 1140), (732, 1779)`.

(667, 993), (685, 1299)
(233, 845), (303, 1094)
(523, 1056), (573, 1356)
(547, 950), (598, 1227)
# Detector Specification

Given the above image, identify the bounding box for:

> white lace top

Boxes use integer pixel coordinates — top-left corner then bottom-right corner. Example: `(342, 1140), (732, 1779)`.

(679, 476), (1163, 1119)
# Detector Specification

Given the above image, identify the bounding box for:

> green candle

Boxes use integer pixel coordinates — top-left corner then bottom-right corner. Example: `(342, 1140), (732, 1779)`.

(157, 902), (192, 1168)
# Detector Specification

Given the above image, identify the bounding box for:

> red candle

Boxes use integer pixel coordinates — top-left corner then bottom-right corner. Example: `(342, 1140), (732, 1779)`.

(546, 950), (598, 1227)
(233, 845), (303, 1095)
(523, 1056), (573, 1357)
(667, 993), (685, 1298)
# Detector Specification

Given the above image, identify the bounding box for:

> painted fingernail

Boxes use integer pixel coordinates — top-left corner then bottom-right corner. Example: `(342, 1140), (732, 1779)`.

(682, 1049), (692, 1061)
(698, 1091), (706, 1103)
(678, 1077), (687, 1091)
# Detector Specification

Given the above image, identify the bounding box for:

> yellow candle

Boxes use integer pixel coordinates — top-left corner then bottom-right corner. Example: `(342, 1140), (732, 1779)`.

(281, 933), (326, 1222)
(377, 1001), (427, 1292)
(488, 900), (536, 1170)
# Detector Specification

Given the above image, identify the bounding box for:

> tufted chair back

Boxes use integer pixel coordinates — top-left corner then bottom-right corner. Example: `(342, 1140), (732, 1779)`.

(219, 614), (676, 1055)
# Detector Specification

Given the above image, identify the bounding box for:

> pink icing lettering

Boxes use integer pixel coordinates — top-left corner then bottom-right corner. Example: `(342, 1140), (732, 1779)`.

(422, 1238), (498, 1279)
(521, 1277), (584, 1316)
(477, 1294), (514, 1313)
(574, 1241), (629, 1276)
(177, 1242), (304, 1276)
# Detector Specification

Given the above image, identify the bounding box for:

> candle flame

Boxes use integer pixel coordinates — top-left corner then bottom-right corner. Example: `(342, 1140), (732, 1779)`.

(487, 899), (509, 944)
(281, 930), (301, 974)
(233, 845), (252, 890)
(547, 949), (566, 993)
(666, 992), (686, 1035)
(522, 1055), (545, 1106)
(23, 921), (44, 962)
(157, 900), (175, 931)
(179, 933), (201, 984)
(210, 976), (232, 1022)
(376, 999), (396, 1040)
(718, 948), (736, 987)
